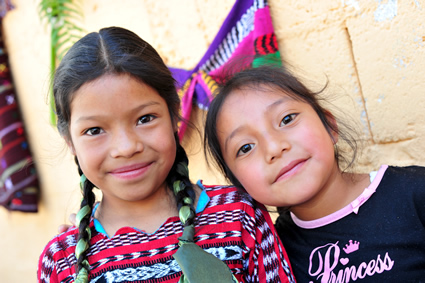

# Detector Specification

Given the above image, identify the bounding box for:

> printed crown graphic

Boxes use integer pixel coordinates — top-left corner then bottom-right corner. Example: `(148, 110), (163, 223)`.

(343, 240), (360, 254)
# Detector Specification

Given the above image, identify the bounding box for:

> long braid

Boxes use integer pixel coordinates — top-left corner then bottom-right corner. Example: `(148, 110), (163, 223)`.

(166, 133), (196, 227)
(169, 134), (238, 282)
(74, 157), (96, 283)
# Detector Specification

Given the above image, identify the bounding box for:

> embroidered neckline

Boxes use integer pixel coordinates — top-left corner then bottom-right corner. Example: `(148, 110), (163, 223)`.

(92, 180), (211, 237)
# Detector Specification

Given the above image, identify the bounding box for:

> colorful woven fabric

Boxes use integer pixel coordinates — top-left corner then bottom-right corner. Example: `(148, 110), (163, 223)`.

(38, 184), (296, 282)
(170, 0), (281, 139)
(0, 0), (13, 18)
(0, 19), (39, 212)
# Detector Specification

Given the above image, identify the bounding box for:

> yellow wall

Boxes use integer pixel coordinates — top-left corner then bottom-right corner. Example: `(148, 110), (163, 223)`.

(1, 0), (424, 281)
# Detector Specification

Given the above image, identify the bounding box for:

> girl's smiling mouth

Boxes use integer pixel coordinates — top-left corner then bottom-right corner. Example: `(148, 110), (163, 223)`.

(109, 162), (153, 180)
(274, 159), (308, 183)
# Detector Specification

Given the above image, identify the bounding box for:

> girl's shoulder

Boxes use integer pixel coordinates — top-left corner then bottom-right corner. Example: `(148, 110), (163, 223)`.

(38, 225), (80, 280)
(39, 221), (94, 260)
(198, 181), (239, 194)
(197, 180), (253, 202)
(195, 180), (277, 235)
(45, 225), (79, 247)
(383, 165), (425, 200)
(384, 165), (425, 188)
(196, 180), (269, 216)
(387, 165), (425, 177)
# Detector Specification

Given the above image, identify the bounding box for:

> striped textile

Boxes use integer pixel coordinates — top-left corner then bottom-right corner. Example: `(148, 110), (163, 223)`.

(38, 184), (296, 282)
(170, 0), (281, 139)
(0, 18), (39, 212)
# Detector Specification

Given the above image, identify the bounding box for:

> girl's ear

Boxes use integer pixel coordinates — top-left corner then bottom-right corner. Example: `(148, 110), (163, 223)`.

(325, 110), (339, 144)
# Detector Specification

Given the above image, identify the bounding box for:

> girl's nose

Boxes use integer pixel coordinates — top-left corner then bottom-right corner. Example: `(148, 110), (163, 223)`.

(110, 129), (143, 158)
(264, 132), (289, 163)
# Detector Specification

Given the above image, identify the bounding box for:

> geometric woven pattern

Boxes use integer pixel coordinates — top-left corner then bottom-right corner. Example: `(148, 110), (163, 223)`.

(0, 18), (39, 212)
(38, 184), (296, 282)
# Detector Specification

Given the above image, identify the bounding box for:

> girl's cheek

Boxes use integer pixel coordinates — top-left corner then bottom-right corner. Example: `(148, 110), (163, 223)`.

(236, 163), (253, 183)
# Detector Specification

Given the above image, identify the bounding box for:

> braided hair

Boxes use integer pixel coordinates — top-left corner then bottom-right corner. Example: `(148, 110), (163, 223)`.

(53, 27), (193, 282)
(168, 133), (238, 283)
(166, 133), (196, 228)
(74, 158), (96, 282)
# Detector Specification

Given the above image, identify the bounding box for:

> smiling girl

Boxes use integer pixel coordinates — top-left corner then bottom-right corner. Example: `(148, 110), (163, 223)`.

(37, 28), (295, 283)
(204, 65), (425, 282)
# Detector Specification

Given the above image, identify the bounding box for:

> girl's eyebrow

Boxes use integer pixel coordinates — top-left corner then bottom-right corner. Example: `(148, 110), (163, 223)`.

(74, 101), (161, 123)
(224, 126), (246, 153)
(266, 97), (291, 111)
(224, 97), (291, 151)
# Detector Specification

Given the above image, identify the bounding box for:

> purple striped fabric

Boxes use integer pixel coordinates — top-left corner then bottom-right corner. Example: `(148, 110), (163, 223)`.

(0, 18), (39, 212)
(169, 0), (281, 139)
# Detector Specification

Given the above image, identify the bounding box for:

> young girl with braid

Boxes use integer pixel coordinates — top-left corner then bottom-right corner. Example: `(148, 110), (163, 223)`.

(204, 66), (425, 282)
(37, 27), (296, 283)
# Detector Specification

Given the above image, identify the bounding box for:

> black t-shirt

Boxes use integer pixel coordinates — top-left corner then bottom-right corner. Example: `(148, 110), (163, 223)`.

(276, 166), (425, 282)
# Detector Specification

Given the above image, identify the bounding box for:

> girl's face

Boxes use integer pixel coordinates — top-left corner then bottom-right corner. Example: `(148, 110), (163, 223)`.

(68, 74), (177, 206)
(216, 86), (339, 210)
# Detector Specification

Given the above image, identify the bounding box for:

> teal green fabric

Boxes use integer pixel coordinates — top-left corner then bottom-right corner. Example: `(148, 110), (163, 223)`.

(252, 51), (282, 68)
(173, 225), (238, 283)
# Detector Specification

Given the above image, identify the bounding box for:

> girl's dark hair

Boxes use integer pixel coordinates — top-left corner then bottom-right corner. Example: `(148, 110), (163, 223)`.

(204, 65), (358, 190)
(53, 26), (195, 282)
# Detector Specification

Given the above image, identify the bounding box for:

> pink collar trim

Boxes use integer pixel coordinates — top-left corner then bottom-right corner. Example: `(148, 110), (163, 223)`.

(290, 165), (389, 229)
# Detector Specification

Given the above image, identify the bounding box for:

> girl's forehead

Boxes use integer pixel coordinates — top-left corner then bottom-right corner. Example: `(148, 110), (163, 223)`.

(71, 74), (117, 103)
(73, 74), (157, 101)
(217, 87), (295, 125)
(224, 85), (295, 106)
(69, 74), (167, 116)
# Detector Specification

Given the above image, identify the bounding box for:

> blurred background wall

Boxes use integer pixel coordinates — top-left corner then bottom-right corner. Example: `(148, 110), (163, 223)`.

(0, 0), (424, 281)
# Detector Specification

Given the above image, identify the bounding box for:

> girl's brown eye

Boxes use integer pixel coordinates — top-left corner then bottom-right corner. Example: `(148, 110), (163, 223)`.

(138, 115), (155, 124)
(237, 143), (254, 157)
(85, 127), (103, 136)
(280, 114), (297, 126)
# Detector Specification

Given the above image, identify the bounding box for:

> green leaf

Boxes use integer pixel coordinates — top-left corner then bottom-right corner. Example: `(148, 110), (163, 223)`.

(38, 0), (85, 125)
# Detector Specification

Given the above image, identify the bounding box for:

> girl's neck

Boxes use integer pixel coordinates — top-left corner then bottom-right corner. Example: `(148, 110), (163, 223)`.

(290, 170), (370, 221)
(95, 186), (177, 236)
(95, 184), (202, 237)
